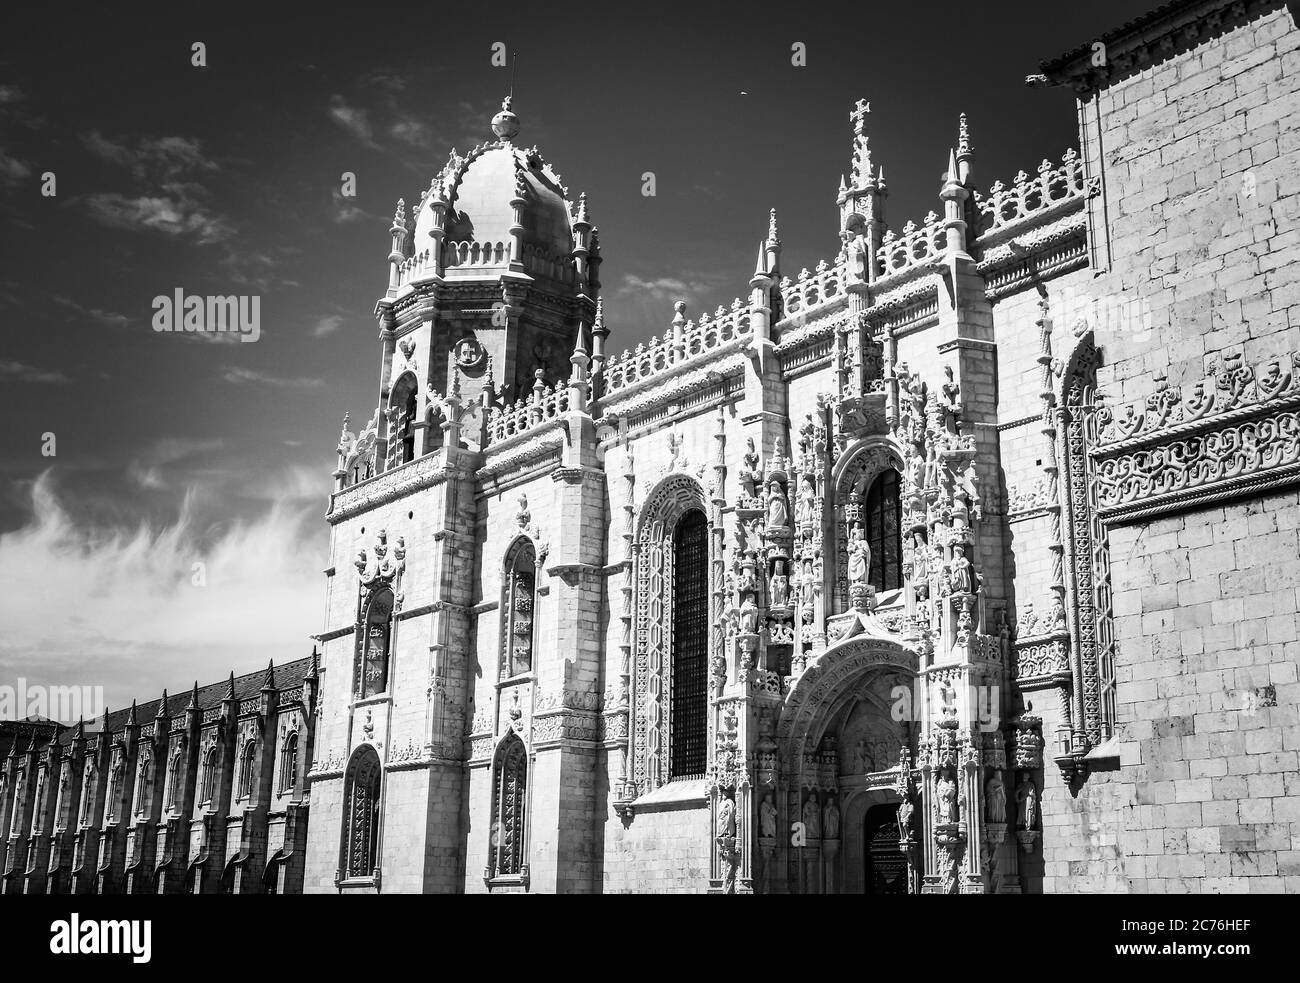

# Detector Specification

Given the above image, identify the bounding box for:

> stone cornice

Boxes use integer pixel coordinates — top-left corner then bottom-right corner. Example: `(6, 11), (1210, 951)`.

(1036, 0), (1281, 94)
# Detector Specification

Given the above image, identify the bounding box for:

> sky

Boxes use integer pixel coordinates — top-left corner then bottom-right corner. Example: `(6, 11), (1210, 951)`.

(0, 0), (1149, 716)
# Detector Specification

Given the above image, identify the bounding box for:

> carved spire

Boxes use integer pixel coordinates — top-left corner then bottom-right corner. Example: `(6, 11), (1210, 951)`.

(262, 659), (276, 690)
(186, 681), (200, 710)
(307, 646), (320, 681)
(226, 671), (236, 701)
(156, 689), (169, 720)
(126, 700), (138, 727)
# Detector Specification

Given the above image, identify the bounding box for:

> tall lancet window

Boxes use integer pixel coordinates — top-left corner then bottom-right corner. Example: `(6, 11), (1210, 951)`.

(670, 509), (708, 780)
(238, 741), (256, 801)
(359, 589), (394, 698)
(135, 757), (152, 817)
(280, 732), (299, 795)
(166, 751), (182, 812)
(1061, 337), (1114, 748)
(865, 470), (903, 592)
(199, 747), (217, 806)
(105, 762), (122, 823)
(502, 540), (537, 678)
(342, 746), (382, 879)
(490, 733), (528, 878)
(389, 371), (418, 467)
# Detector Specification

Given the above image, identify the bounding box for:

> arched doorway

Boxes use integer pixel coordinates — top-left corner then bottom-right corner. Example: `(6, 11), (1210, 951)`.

(863, 803), (908, 894)
(772, 617), (923, 894)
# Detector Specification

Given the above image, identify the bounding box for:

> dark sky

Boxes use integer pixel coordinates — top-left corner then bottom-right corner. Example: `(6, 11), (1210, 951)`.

(0, 0), (1148, 712)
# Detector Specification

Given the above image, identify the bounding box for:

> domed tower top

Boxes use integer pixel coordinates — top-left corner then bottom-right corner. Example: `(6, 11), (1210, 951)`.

(490, 96), (520, 141)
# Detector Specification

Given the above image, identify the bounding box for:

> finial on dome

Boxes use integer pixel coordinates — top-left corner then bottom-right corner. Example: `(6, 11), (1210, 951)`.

(491, 96), (520, 141)
(767, 208), (781, 249)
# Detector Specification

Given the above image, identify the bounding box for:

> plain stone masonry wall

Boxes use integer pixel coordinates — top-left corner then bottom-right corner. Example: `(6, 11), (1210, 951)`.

(1037, 493), (1300, 893)
(1026, 1), (1300, 893)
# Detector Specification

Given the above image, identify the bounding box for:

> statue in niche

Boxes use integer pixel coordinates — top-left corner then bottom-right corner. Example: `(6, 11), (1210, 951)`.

(770, 561), (789, 608)
(1016, 776), (1038, 830)
(823, 797), (840, 840)
(802, 792), (821, 839)
(766, 479), (789, 529)
(847, 523), (870, 585)
(742, 438), (761, 495)
(906, 452), (924, 493)
(717, 795), (736, 838)
(897, 796), (914, 840)
(842, 228), (869, 284)
(911, 531), (929, 585)
(796, 476), (816, 526)
(951, 549), (974, 595)
(760, 794), (777, 839)
(986, 770), (1006, 823)
(936, 774), (958, 825)
(739, 594), (759, 635)
(941, 364), (962, 429)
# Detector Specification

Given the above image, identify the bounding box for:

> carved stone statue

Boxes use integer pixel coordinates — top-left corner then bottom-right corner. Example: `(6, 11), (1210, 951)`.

(936, 774), (958, 825)
(760, 794), (777, 839)
(1016, 776), (1038, 830)
(766, 479), (789, 529)
(796, 476), (816, 526)
(802, 792), (821, 839)
(822, 797), (840, 840)
(897, 797), (914, 840)
(770, 561), (790, 608)
(986, 770), (1006, 824)
(911, 531), (929, 581)
(951, 550), (974, 594)
(843, 229), (869, 284)
(847, 523), (870, 585)
(717, 795), (736, 838)
(739, 594), (759, 635)
(742, 437), (761, 494)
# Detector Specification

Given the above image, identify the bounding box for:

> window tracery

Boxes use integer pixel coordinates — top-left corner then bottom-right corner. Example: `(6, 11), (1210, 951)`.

(341, 745), (382, 879)
(489, 733), (528, 878)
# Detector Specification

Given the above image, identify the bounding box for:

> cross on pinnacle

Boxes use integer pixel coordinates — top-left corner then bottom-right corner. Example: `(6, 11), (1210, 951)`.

(850, 99), (870, 133)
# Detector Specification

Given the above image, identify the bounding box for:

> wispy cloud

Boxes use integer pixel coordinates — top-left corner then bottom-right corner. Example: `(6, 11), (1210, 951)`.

(312, 314), (344, 337)
(82, 130), (218, 180)
(0, 149), (31, 185)
(83, 187), (234, 244)
(125, 437), (225, 490)
(330, 186), (384, 225)
(0, 359), (69, 384)
(327, 95), (380, 150)
(0, 472), (323, 712)
(221, 366), (323, 388)
(52, 295), (132, 330)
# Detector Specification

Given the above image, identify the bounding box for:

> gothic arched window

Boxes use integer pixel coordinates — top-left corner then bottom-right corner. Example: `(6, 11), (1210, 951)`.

(1060, 337), (1115, 749)
(631, 476), (712, 797)
(490, 734), (528, 878)
(358, 589), (394, 698)
(389, 371), (419, 467)
(105, 762), (122, 823)
(502, 540), (537, 678)
(341, 746), (382, 879)
(865, 469), (903, 592)
(10, 769), (26, 836)
(238, 741), (256, 801)
(135, 758), (152, 817)
(78, 766), (93, 827)
(166, 751), (182, 812)
(199, 747), (217, 806)
(280, 733), (298, 795)
(670, 509), (708, 780)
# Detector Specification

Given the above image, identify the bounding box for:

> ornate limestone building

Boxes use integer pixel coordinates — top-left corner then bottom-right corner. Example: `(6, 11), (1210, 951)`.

(300, 0), (1300, 894)
(6, 0), (1298, 895)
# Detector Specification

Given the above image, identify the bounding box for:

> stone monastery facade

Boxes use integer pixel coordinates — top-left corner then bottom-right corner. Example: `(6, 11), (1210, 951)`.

(4, 0), (1299, 894)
